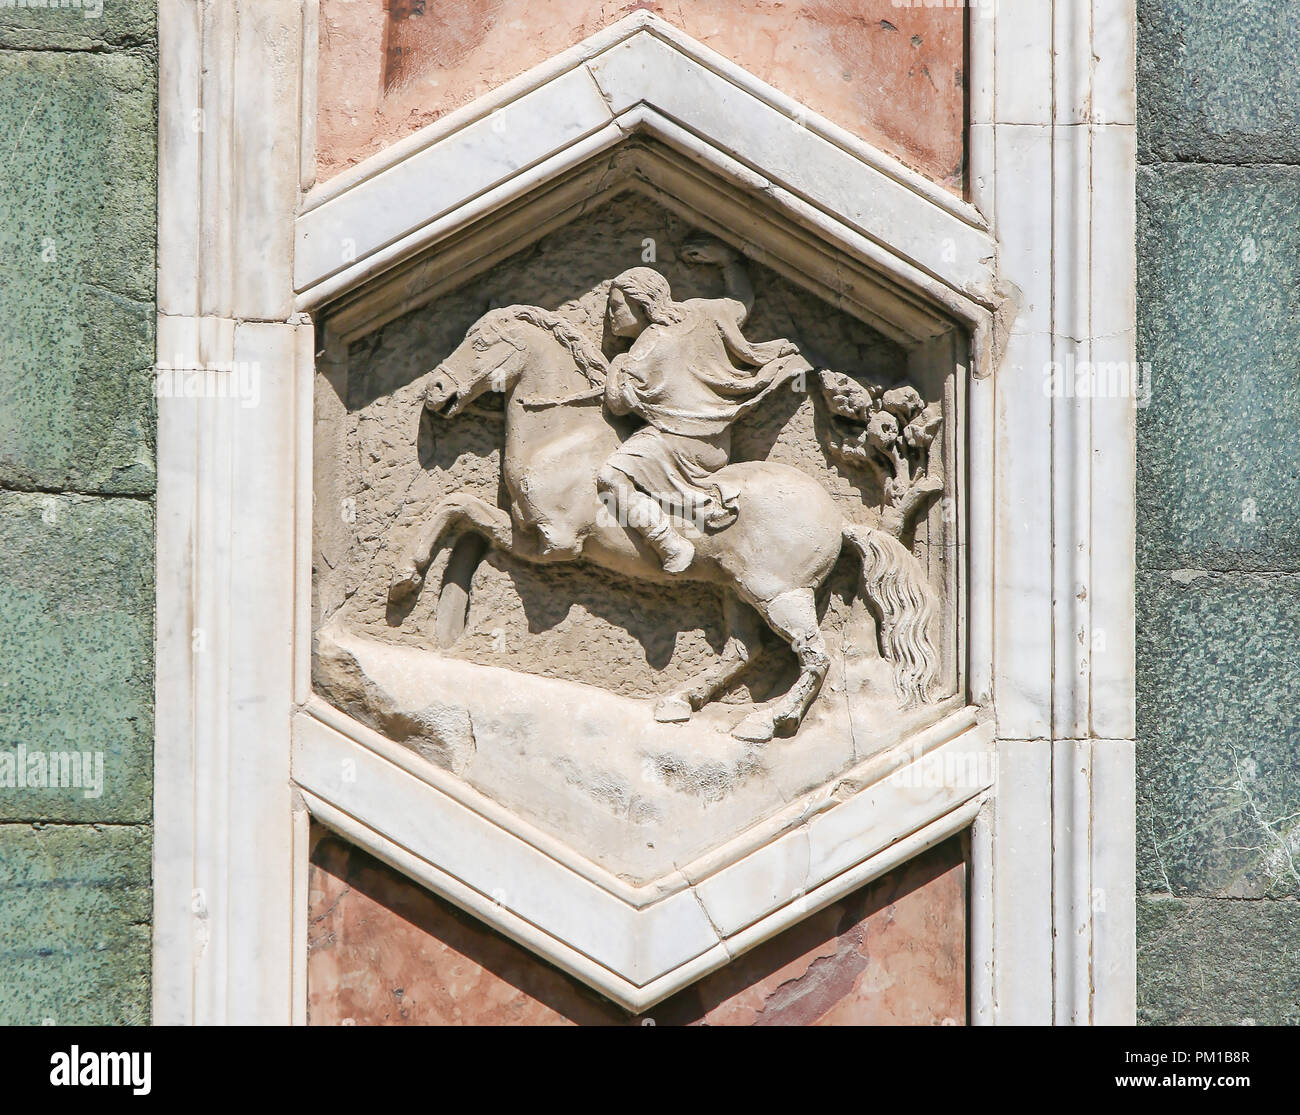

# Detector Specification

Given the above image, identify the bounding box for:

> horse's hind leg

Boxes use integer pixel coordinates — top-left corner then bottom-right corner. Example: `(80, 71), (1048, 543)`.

(655, 595), (763, 723)
(434, 534), (489, 648)
(733, 588), (829, 742)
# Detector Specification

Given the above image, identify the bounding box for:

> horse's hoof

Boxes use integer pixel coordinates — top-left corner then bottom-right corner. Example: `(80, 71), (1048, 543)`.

(654, 696), (692, 723)
(732, 710), (775, 743)
(772, 710), (804, 737)
(388, 567), (423, 603)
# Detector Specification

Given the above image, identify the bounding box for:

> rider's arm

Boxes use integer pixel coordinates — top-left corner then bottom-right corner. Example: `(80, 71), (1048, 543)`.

(715, 306), (800, 371)
(682, 237), (754, 322)
(719, 256), (755, 325)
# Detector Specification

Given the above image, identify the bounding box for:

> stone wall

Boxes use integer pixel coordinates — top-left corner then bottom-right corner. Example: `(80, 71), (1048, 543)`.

(0, 1), (156, 1024)
(1136, 0), (1300, 1024)
(1, 0), (1296, 1027)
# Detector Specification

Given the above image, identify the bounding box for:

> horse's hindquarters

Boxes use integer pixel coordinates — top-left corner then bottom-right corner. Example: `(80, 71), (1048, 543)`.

(702, 461), (844, 604)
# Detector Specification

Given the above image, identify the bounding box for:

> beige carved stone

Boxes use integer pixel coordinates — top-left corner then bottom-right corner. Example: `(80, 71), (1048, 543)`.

(311, 203), (960, 884)
(384, 242), (939, 741)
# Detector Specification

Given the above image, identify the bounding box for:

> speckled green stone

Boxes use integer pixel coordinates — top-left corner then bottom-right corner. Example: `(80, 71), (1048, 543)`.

(1138, 895), (1300, 1025)
(0, 822), (150, 1024)
(0, 0), (154, 50)
(0, 491), (153, 823)
(1137, 164), (1300, 572)
(1139, 0), (1300, 164)
(0, 48), (156, 494)
(1137, 571), (1300, 899)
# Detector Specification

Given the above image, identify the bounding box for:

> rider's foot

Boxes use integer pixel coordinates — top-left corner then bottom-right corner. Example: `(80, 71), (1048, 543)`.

(659, 534), (695, 574)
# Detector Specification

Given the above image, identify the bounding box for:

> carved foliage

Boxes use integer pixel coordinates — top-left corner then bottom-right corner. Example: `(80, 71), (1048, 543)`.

(818, 369), (944, 539)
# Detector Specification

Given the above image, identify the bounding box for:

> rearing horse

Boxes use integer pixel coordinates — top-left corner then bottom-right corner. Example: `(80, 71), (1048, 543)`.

(387, 305), (938, 742)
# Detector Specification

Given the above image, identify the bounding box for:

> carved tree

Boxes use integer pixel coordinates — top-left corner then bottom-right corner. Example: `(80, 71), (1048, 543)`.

(818, 369), (943, 539)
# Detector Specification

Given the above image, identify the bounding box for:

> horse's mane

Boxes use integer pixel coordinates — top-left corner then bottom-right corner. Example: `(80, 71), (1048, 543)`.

(490, 304), (609, 386)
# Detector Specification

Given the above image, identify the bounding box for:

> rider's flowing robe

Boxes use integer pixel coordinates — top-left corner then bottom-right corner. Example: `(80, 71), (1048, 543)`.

(603, 298), (812, 529)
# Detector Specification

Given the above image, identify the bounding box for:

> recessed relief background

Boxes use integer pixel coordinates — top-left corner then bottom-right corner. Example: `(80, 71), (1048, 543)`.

(312, 193), (961, 883)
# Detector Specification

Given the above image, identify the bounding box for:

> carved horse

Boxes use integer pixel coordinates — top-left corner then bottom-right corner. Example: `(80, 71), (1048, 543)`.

(387, 305), (938, 742)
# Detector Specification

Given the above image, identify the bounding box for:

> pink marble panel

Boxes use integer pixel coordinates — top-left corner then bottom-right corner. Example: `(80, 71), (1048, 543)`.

(307, 828), (967, 1025)
(315, 1), (967, 192)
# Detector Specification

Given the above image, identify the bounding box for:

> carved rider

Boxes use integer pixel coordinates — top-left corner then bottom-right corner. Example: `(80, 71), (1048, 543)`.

(596, 245), (809, 573)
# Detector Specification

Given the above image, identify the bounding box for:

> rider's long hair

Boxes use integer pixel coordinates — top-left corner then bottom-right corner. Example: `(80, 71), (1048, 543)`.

(610, 267), (685, 326)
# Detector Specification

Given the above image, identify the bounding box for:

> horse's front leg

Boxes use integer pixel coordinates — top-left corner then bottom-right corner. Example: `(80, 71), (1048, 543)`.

(387, 493), (514, 604)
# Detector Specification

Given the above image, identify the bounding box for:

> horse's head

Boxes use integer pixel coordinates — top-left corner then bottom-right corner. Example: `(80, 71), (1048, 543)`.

(423, 310), (529, 419)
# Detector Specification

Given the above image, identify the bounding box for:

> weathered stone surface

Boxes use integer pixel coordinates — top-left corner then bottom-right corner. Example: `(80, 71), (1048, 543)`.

(1137, 571), (1300, 898)
(0, 491), (153, 823)
(0, 0), (156, 1033)
(306, 828), (966, 1025)
(1138, 0), (1300, 164)
(1136, 164), (1300, 572)
(0, 0), (155, 50)
(0, 49), (156, 494)
(0, 823), (150, 1025)
(1137, 896), (1300, 1026)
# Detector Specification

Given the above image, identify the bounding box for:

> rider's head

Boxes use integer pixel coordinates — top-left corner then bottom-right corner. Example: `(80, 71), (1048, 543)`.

(609, 268), (685, 336)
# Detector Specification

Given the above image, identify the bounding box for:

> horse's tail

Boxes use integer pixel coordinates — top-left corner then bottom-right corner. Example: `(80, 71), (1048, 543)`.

(842, 522), (939, 706)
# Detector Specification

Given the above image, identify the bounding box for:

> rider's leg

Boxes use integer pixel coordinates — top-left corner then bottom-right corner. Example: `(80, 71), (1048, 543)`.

(597, 464), (695, 573)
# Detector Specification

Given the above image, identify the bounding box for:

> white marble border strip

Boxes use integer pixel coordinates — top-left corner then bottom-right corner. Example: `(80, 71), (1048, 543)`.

(154, 317), (310, 1024)
(299, 11), (983, 229)
(966, 0), (1138, 1026)
(300, 696), (982, 908)
(310, 125), (995, 354)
